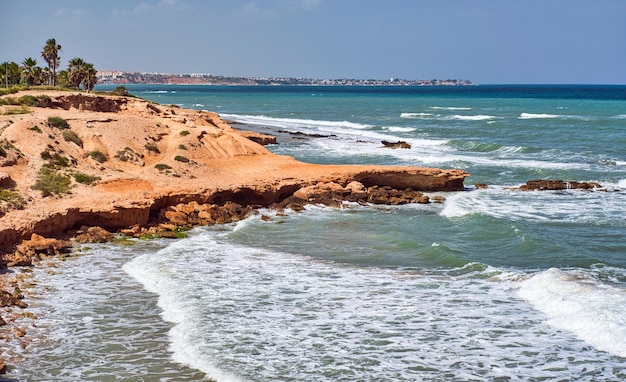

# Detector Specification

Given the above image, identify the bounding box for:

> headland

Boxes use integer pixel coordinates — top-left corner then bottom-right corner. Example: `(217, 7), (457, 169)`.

(0, 88), (469, 374)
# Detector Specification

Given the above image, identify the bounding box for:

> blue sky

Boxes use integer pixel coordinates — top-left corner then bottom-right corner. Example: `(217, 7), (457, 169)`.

(1, 0), (625, 84)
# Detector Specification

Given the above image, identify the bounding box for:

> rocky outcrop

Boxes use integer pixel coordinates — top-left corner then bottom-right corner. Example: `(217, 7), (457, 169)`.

(238, 131), (277, 145)
(278, 181), (431, 209)
(516, 179), (602, 191)
(4, 234), (71, 267)
(53, 94), (127, 112)
(381, 140), (411, 149)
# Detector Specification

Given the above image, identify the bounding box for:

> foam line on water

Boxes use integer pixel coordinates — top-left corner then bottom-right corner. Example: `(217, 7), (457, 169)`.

(518, 268), (626, 357)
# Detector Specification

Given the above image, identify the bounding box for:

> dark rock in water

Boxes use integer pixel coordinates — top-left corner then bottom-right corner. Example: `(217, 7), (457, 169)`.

(474, 183), (489, 189)
(517, 179), (602, 191)
(381, 140), (411, 149)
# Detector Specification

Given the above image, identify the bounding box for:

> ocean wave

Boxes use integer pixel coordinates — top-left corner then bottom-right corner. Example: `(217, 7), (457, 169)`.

(220, 113), (372, 130)
(518, 112), (592, 120)
(429, 106), (472, 110)
(440, 187), (626, 227)
(448, 114), (498, 121)
(400, 112), (437, 119)
(518, 268), (626, 358)
(141, 90), (171, 94)
(519, 113), (562, 119)
(383, 126), (417, 132)
(400, 112), (497, 121)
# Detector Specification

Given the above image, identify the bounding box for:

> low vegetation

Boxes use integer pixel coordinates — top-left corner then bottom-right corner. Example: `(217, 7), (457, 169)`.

(29, 125), (43, 133)
(0, 189), (26, 211)
(62, 130), (83, 147)
(74, 172), (100, 185)
(47, 116), (69, 129)
(32, 169), (72, 196)
(144, 142), (160, 153)
(155, 163), (172, 171)
(88, 150), (107, 163)
(174, 155), (190, 163)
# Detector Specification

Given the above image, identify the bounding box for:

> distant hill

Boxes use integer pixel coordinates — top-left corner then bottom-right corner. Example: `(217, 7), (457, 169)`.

(97, 71), (472, 86)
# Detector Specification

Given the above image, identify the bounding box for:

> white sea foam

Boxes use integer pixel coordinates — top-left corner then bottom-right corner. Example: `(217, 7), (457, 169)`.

(440, 187), (626, 226)
(448, 114), (497, 121)
(429, 106), (473, 110)
(120, 224), (623, 381)
(519, 113), (562, 119)
(518, 268), (626, 358)
(220, 113), (372, 131)
(400, 112), (497, 121)
(400, 112), (436, 119)
(383, 126), (417, 132)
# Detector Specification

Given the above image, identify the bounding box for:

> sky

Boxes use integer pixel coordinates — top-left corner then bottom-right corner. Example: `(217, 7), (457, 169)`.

(1, 0), (625, 84)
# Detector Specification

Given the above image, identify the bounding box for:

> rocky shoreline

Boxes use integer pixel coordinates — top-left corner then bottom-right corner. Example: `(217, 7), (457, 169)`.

(0, 89), (472, 374)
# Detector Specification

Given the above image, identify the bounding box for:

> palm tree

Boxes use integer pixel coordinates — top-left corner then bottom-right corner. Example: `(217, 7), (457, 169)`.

(41, 38), (61, 86)
(83, 63), (97, 92)
(67, 57), (86, 88)
(21, 57), (38, 86)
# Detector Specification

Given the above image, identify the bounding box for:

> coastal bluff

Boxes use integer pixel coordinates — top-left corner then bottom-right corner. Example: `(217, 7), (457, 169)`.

(0, 90), (468, 253)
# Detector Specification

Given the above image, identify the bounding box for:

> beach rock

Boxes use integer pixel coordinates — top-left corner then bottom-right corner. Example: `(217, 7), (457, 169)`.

(475, 183), (489, 189)
(517, 180), (602, 191)
(0, 358), (6, 374)
(10, 234), (71, 265)
(381, 140), (411, 149)
(0, 289), (26, 309)
(74, 226), (115, 243)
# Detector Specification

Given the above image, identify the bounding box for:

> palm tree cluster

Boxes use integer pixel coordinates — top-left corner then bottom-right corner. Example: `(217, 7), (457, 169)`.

(1, 38), (97, 91)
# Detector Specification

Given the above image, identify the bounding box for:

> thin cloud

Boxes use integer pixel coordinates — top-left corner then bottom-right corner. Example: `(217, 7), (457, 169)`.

(53, 8), (89, 18)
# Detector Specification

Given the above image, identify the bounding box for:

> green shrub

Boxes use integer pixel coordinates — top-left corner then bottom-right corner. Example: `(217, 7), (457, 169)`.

(18, 95), (39, 106)
(48, 116), (70, 129)
(62, 130), (83, 147)
(174, 155), (190, 163)
(89, 150), (107, 163)
(145, 142), (160, 153)
(0, 189), (26, 210)
(178, 144), (187, 150)
(180, 130), (190, 136)
(32, 171), (72, 196)
(155, 163), (172, 171)
(110, 86), (129, 96)
(29, 125), (42, 133)
(41, 151), (70, 167)
(74, 172), (101, 185)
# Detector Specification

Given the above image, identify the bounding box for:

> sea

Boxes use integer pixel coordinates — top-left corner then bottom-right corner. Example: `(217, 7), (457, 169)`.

(3, 84), (626, 381)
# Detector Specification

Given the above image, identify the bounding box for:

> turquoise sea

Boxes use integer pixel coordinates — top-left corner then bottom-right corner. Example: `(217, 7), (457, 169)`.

(4, 84), (626, 381)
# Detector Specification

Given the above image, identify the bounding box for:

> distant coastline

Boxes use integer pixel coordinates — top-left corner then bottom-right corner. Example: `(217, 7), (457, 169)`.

(96, 71), (472, 86)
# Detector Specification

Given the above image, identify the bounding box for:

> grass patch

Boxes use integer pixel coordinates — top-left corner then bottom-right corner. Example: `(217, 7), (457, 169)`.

(74, 172), (101, 185)
(178, 144), (187, 150)
(29, 125), (43, 133)
(62, 130), (83, 147)
(180, 130), (190, 136)
(155, 163), (172, 171)
(48, 116), (70, 129)
(32, 170), (72, 197)
(88, 150), (107, 163)
(2, 106), (31, 115)
(174, 155), (190, 163)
